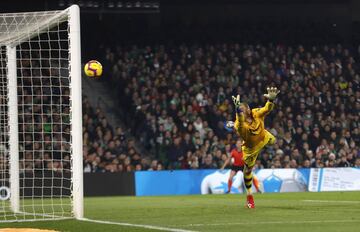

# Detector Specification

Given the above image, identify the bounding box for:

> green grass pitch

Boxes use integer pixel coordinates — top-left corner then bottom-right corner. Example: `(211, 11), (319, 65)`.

(1, 192), (360, 232)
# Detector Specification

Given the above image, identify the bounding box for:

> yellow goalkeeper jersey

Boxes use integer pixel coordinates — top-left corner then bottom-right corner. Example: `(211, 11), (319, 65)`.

(234, 101), (274, 150)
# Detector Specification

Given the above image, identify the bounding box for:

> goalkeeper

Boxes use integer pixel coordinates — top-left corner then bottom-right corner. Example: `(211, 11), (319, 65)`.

(227, 87), (280, 208)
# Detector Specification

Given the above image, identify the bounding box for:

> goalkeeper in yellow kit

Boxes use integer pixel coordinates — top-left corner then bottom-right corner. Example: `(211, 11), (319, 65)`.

(227, 87), (280, 208)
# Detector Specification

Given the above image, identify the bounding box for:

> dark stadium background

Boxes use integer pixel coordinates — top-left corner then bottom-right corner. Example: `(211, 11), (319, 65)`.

(2, 0), (360, 54)
(2, 0), (358, 72)
(1, 0), (359, 75)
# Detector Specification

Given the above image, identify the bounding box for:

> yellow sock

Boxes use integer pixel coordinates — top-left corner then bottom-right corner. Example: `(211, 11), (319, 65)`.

(244, 172), (253, 195)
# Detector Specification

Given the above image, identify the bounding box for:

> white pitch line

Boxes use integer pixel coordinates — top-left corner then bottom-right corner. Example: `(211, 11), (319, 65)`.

(0, 217), (72, 223)
(80, 217), (198, 232)
(180, 219), (360, 227)
(302, 200), (360, 204)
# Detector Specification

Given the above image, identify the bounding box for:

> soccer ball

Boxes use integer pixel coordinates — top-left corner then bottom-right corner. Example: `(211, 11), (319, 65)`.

(84, 60), (103, 77)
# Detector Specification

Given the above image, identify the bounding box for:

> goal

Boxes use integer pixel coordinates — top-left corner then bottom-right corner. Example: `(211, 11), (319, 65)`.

(0, 5), (83, 221)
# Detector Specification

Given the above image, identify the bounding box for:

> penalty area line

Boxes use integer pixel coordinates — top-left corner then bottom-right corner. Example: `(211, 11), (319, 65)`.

(180, 219), (360, 227)
(80, 218), (199, 232)
(302, 200), (360, 204)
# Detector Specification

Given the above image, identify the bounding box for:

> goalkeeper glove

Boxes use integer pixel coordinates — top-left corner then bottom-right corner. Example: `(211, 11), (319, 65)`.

(263, 87), (280, 101)
(232, 95), (242, 114)
(232, 94), (241, 108)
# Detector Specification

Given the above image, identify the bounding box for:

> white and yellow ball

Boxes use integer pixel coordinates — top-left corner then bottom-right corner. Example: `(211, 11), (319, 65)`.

(84, 60), (103, 77)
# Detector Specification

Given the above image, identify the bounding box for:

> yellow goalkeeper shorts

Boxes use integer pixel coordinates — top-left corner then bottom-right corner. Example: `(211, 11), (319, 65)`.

(242, 130), (276, 168)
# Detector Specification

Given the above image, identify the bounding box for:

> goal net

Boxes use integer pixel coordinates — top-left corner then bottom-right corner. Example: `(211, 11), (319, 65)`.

(0, 5), (83, 221)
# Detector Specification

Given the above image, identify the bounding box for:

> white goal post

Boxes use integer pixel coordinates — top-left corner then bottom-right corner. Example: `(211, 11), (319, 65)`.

(0, 5), (83, 221)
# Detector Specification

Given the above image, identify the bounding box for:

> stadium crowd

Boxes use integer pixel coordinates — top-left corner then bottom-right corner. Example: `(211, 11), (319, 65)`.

(82, 96), (164, 172)
(88, 43), (360, 172)
(3, 43), (358, 173)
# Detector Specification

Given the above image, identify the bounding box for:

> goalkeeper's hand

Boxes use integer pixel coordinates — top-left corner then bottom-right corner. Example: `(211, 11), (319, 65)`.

(232, 94), (241, 108)
(263, 87), (280, 101)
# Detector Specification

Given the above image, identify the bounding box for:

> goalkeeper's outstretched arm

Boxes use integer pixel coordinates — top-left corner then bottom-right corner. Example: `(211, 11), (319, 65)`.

(257, 87), (280, 117)
(257, 101), (275, 117)
(234, 108), (245, 131)
(231, 94), (245, 131)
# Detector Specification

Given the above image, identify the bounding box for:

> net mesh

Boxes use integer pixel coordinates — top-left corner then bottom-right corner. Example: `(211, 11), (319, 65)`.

(0, 9), (74, 221)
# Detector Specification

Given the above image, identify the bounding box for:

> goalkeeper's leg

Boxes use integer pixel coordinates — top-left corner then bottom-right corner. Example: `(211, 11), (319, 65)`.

(243, 164), (255, 208)
(243, 151), (260, 208)
(244, 132), (274, 195)
(243, 166), (253, 195)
